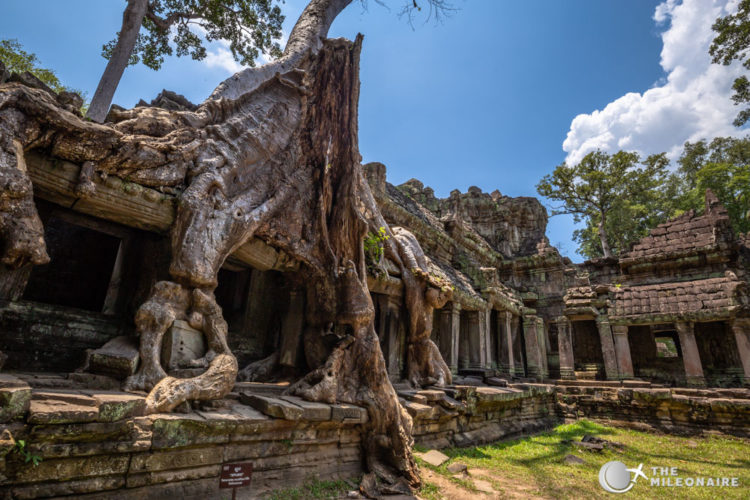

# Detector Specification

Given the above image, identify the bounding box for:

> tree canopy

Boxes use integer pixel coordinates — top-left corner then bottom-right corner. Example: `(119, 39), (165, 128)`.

(539, 137), (750, 261)
(0, 39), (80, 95)
(673, 137), (750, 235)
(536, 151), (674, 260)
(710, 0), (750, 126)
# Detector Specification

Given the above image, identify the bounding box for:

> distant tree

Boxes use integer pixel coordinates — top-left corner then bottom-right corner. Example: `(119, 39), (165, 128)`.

(674, 137), (750, 234)
(1, 39), (73, 94)
(537, 151), (673, 260)
(710, 0), (750, 126)
(86, 0), (285, 122)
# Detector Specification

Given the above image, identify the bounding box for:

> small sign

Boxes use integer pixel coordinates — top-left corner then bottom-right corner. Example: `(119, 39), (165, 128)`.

(219, 462), (253, 489)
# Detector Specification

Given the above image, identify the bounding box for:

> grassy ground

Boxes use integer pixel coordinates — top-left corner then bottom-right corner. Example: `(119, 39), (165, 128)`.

(417, 420), (750, 500)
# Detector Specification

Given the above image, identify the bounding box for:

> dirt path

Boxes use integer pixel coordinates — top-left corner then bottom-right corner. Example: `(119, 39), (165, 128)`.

(417, 467), (551, 500)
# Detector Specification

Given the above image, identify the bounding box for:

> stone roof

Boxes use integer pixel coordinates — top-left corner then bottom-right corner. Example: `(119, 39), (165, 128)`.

(620, 190), (734, 269)
(610, 274), (746, 323)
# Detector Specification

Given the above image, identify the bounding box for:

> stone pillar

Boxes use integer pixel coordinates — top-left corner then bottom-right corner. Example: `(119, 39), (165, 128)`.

(511, 314), (524, 376)
(611, 325), (634, 379)
(675, 321), (706, 387)
(468, 311), (483, 369)
(278, 289), (305, 368)
(439, 302), (461, 375)
(730, 318), (750, 386)
(523, 314), (543, 380)
(595, 316), (619, 380)
(502, 311), (515, 375)
(385, 294), (404, 379)
(536, 317), (548, 378)
(482, 309), (492, 369)
(557, 317), (575, 380)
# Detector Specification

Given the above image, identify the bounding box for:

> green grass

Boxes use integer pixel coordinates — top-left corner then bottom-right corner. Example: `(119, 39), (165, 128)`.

(420, 419), (750, 499)
(265, 478), (353, 500)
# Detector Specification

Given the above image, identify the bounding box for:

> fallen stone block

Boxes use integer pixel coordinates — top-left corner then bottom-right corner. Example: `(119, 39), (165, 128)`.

(419, 449), (449, 467)
(446, 462), (467, 473)
(564, 454), (584, 465)
(88, 336), (140, 380)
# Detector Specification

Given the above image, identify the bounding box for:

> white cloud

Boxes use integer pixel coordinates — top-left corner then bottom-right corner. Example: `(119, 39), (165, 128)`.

(563, 0), (745, 165)
(194, 24), (291, 75)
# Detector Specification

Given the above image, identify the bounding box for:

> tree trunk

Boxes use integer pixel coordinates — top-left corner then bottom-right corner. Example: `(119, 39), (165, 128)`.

(598, 216), (612, 258)
(0, 0), (456, 493)
(86, 0), (149, 122)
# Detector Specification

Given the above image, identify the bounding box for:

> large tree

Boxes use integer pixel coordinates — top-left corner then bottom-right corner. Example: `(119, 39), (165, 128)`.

(674, 137), (750, 234)
(537, 150), (673, 259)
(0, 0), (454, 494)
(86, 0), (284, 122)
(711, 0), (750, 126)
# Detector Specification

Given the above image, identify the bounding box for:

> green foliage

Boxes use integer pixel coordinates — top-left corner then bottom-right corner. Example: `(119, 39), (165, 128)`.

(537, 150), (674, 259)
(711, 0), (750, 126)
(364, 226), (389, 271)
(14, 440), (42, 467)
(673, 137), (750, 235)
(0, 39), (87, 101)
(102, 0), (285, 71)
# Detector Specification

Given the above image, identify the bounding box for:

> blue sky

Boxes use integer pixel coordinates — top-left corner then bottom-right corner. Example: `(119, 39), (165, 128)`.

(0, 1), (742, 261)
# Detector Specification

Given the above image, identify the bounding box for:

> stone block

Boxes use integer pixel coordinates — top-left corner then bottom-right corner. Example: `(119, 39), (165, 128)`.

(331, 403), (368, 423)
(0, 374), (31, 423)
(240, 393), (303, 420)
(28, 398), (98, 425)
(418, 449), (449, 467)
(84, 391), (146, 422)
(88, 336), (140, 379)
(161, 320), (206, 370)
(280, 395), (332, 421)
(129, 447), (224, 473)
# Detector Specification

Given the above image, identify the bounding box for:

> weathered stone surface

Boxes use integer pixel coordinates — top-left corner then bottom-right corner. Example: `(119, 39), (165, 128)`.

(161, 319), (206, 370)
(0, 374), (31, 422)
(240, 393), (303, 420)
(88, 336), (140, 379)
(419, 449), (449, 467)
(564, 454), (584, 465)
(280, 395), (332, 421)
(85, 391), (146, 422)
(446, 461), (467, 473)
(331, 403), (369, 424)
(28, 398), (99, 425)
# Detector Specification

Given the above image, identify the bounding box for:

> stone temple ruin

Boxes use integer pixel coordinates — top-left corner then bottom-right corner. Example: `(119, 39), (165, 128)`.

(0, 1), (749, 495)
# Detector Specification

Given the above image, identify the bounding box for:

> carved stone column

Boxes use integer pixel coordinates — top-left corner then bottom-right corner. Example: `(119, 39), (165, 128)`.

(523, 314), (543, 380)
(502, 311), (515, 376)
(385, 294), (405, 379)
(482, 308), (492, 369)
(675, 321), (706, 387)
(279, 289), (305, 368)
(439, 302), (461, 375)
(595, 316), (619, 380)
(611, 325), (634, 379)
(730, 318), (750, 386)
(557, 317), (575, 380)
(536, 317), (548, 378)
(511, 314), (524, 376)
(468, 310), (483, 369)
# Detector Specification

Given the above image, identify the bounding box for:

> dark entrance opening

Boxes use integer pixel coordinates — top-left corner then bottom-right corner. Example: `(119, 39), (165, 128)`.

(571, 320), (604, 379)
(695, 321), (743, 387)
(23, 217), (121, 312)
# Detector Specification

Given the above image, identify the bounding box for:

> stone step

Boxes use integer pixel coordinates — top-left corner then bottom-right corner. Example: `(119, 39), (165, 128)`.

(330, 403), (368, 424)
